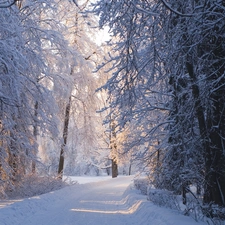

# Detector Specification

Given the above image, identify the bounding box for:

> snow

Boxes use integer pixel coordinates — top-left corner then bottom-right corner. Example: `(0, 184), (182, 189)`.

(0, 176), (208, 225)
(64, 175), (112, 184)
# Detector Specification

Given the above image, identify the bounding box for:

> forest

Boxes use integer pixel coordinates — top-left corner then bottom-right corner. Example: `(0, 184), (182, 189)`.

(0, 0), (225, 222)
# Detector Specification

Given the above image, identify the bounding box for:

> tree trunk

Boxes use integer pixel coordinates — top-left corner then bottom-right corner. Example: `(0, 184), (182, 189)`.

(8, 152), (18, 182)
(110, 120), (118, 178)
(182, 185), (187, 205)
(8, 130), (18, 182)
(32, 100), (38, 173)
(112, 157), (118, 178)
(58, 96), (71, 179)
(128, 163), (132, 176)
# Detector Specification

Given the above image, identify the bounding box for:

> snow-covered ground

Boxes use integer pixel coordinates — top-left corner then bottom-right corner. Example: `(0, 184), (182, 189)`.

(0, 176), (208, 225)
(64, 175), (112, 184)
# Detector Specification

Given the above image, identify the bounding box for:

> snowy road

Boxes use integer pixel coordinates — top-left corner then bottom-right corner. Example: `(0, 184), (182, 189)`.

(0, 176), (207, 225)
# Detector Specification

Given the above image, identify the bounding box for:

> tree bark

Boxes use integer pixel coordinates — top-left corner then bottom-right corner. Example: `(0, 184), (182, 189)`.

(58, 96), (71, 179)
(112, 157), (118, 178)
(128, 163), (132, 176)
(8, 129), (19, 182)
(32, 100), (38, 173)
(110, 120), (118, 178)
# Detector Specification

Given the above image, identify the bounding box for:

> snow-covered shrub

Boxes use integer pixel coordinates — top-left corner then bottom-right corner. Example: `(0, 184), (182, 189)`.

(181, 189), (225, 223)
(134, 177), (225, 224)
(4, 174), (69, 199)
(180, 192), (203, 221)
(201, 204), (225, 224)
(147, 188), (180, 210)
(133, 177), (149, 195)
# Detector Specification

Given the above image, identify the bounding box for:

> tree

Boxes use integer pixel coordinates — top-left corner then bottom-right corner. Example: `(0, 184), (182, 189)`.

(49, 0), (110, 177)
(58, 95), (72, 178)
(0, 0), (109, 196)
(93, 0), (170, 177)
(92, 0), (225, 214)
(0, 4), (36, 186)
(162, 0), (225, 208)
(0, 0), (71, 193)
(110, 119), (118, 178)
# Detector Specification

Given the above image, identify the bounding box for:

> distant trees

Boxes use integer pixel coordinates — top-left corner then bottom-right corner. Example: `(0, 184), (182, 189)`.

(92, 0), (225, 214)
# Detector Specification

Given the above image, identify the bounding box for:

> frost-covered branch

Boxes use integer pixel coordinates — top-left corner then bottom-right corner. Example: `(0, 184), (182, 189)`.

(0, 0), (17, 8)
(160, 0), (194, 17)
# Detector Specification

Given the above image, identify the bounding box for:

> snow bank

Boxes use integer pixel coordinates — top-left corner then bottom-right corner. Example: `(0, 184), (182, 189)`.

(133, 177), (225, 225)
(4, 175), (68, 200)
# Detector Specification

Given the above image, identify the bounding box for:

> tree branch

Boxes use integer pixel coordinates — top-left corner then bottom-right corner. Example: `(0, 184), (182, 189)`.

(160, 0), (194, 17)
(0, 0), (18, 8)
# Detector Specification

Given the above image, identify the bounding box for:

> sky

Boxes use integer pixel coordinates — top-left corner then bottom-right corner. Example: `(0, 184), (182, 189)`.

(0, 176), (212, 225)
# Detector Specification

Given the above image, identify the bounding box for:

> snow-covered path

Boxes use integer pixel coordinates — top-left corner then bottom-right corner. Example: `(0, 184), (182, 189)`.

(0, 176), (207, 225)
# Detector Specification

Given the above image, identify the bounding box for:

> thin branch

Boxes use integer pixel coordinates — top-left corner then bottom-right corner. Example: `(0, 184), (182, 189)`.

(85, 52), (96, 60)
(0, 0), (17, 8)
(130, 2), (159, 16)
(160, 0), (194, 17)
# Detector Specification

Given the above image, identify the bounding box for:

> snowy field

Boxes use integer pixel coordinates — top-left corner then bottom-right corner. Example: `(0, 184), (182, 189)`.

(0, 176), (209, 225)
